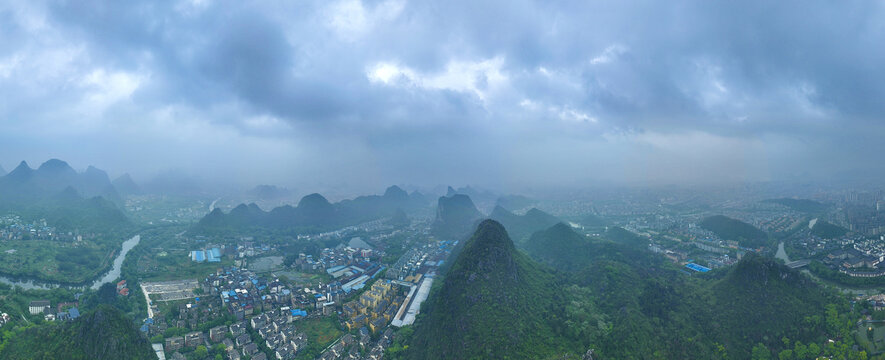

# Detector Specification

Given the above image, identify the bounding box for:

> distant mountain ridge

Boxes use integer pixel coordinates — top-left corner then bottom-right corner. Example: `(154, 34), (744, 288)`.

(112, 173), (141, 196)
(495, 194), (537, 211)
(0, 159), (129, 231)
(0, 159), (122, 204)
(195, 185), (427, 234)
(431, 194), (483, 239)
(488, 205), (560, 244)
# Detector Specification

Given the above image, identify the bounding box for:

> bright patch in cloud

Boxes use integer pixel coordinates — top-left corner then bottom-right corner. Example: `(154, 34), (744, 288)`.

(590, 44), (627, 65)
(81, 69), (142, 108)
(367, 56), (508, 101)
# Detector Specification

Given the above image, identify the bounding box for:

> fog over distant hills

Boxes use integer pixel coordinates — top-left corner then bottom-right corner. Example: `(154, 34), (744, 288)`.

(3, 1), (885, 192)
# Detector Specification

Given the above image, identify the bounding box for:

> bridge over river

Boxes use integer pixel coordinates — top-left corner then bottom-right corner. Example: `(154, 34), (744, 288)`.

(776, 242), (810, 269)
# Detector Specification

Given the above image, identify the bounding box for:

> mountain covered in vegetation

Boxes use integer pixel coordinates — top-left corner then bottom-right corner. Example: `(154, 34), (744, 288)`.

(111, 173), (141, 196)
(810, 219), (848, 239)
(700, 215), (768, 248)
(0, 305), (154, 359)
(406, 220), (569, 359)
(430, 194), (483, 240)
(0, 159), (129, 232)
(0, 159), (122, 204)
(488, 205), (560, 244)
(400, 221), (860, 359)
(195, 186), (426, 234)
(495, 194), (537, 211)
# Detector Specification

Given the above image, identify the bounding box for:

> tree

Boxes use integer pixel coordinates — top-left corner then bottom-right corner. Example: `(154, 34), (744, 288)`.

(778, 349), (793, 360)
(792, 341), (807, 360)
(752, 343), (771, 360)
(807, 343), (821, 358)
(283, 254), (298, 267)
(194, 345), (208, 358)
(97, 283), (117, 305)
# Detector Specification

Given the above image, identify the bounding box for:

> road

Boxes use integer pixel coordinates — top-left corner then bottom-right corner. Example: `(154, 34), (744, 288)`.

(209, 198), (221, 212)
(142, 283), (154, 318)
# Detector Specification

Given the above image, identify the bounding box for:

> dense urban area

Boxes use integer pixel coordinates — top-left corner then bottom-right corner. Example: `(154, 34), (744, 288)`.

(5, 160), (885, 360)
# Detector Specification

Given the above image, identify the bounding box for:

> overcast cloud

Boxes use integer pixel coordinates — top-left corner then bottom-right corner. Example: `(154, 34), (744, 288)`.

(1, 0), (884, 193)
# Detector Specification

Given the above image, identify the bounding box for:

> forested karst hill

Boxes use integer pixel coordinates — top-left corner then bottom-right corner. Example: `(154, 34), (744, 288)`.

(406, 220), (568, 359)
(430, 194), (483, 240)
(0, 305), (154, 359)
(488, 205), (560, 244)
(700, 215), (768, 248)
(401, 222), (862, 359)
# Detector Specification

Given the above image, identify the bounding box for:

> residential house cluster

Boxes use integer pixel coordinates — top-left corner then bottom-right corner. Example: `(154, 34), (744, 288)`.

(342, 280), (404, 333)
(249, 309), (308, 360)
(209, 267), (294, 320)
(0, 216), (79, 242)
(27, 300), (80, 322)
(386, 240), (452, 282)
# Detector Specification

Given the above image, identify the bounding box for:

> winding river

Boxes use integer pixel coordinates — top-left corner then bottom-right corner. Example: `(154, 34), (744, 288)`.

(0, 234), (141, 291)
(777, 241), (879, 295)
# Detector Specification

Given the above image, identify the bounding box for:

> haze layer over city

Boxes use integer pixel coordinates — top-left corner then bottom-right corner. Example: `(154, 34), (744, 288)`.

(2, 1), (885, 360)
(3, 1), (885, 194)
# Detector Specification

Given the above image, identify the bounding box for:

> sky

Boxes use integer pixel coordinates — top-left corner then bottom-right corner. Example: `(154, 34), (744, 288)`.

(1, 0), (884, 193)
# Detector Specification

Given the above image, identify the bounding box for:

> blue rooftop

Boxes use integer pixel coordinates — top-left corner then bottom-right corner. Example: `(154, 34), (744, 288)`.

(207, 247), (221, 262)
(685, 263), (711, 273)
(191, 250), (206, 262)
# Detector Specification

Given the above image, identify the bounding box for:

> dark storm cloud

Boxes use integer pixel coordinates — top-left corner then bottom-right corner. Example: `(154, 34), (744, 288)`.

(1, 0), (884, 191)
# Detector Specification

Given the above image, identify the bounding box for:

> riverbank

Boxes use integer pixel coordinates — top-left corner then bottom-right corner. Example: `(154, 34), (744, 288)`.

(777, 242), (884, 295)
(0, 235), (141, 290)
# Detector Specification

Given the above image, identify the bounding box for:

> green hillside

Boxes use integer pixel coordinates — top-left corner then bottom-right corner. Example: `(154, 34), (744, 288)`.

(525, 224), (654, 272)
(811, 219), (848, 239)
(704, 253), (836, 356)
(405, 220), (570, 359)
(603, 226), (647, 247)
(524, 223), (592, 270)
(489, 205), (561, 244)
(0, 305), (154, 359)
(700, 215), (768, 248)
(401, 220), (863, 359)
